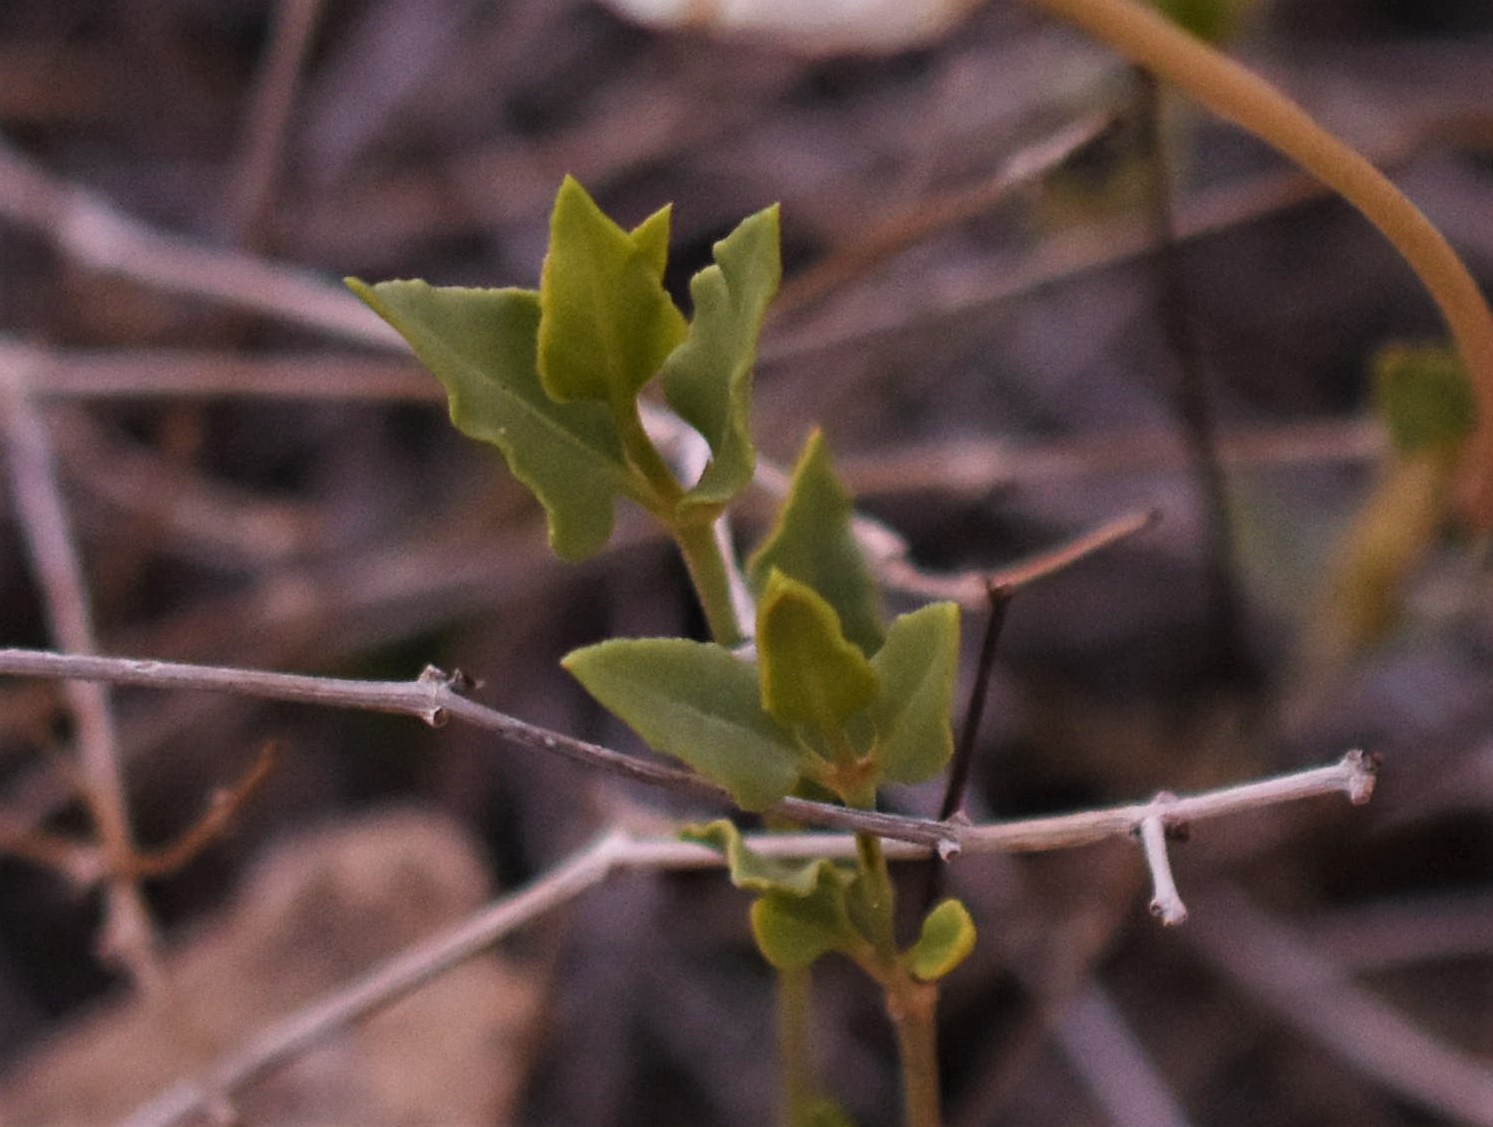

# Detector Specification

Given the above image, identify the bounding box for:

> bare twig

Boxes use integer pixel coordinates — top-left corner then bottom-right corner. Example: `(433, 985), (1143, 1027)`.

(868, 507), (1157, 608)
(226, 0), (325, 245)
(116, 831), (625, 1127)
(1136, 805), (1186, 926)
(0, 371), (162, 989)
(115, 747), (1376, 1127)
(0, 643), (1375, 859)
(1053, 985), (1194, 1127)
(0, 137), (398, 348)
(126, 743), (280, 880)
(1184, 884), (1493, 1127)
(773, 111), (1118, 318)
(1135, 68), (1255, 687)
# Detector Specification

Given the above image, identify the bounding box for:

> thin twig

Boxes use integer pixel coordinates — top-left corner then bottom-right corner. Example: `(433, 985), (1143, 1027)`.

(226, 0), (325, 245)
(0, 648), (1374, 857)
(0, 137), (399, 348)
(773, 111), (1118, 318)
(1053, 985), (1194, 1127)
(1135, 68), (1256, 688)
(0, 649), (946, 848)
(116, 832), (625, 1127)
(871, 507), (1157, 608)
(125, 743), (280, 880)
(0, 371), (162, 989)
(1135, 805), (1186, 926)
(115, 750), (1376, 1127)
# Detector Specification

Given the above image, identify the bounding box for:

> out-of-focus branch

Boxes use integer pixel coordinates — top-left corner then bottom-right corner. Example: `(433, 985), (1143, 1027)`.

(0, 369), (162, 989)
(0, 137), (397, 348)
(1185, 884), (1493, 1127)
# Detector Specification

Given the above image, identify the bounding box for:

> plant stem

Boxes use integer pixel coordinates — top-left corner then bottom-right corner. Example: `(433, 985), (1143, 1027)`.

(673, 514), (745, 646)
(1028, 0), (1493, 526)
(615, 396), (684, 514)
(776, 964), (817, 1127)
(851, 829), (942, 1126)
(888, 977), (942, 1127)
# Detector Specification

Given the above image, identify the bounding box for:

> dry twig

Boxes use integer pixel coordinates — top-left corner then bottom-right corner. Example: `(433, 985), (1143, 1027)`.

(111, 747), (1374, 1127)
(0, 370), (162, 989)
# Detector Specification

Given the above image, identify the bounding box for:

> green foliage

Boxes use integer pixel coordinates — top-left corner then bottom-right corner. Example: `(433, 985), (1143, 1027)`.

(663, 204), (780, 520)
(868, 603), (961, 784)
(350, 177), (774, 561)
(355, 180), (972, 1121)
(758, 571), (880, 735)
(1373, 344), (1476, 455)
(562, 639), (805, 810)
(684, 818), (838, 897)
(752, 865), (864, 971)
(343, 280), (629, 560)
(690, 821), (864, 970)
(906, 900), (976, 981)
(538, 176), (686, 405)
(749, 430), (885, 655)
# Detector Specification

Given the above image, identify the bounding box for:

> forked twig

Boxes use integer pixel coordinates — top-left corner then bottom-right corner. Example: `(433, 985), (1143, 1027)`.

(0, 647), (1372, 859)
(115, 755), (1373, 1127)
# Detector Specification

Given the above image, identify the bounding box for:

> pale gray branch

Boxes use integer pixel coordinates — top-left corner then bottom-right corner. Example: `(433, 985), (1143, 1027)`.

(0, 375), (161, 989)
(0, 647), (1374, 859)
(115, 745), (1376, 1127)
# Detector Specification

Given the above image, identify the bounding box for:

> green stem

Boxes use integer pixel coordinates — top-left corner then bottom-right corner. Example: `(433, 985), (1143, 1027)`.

(888, 977), (942, 1127)
(615, 396), (684, 514)
(612, 396), (742, 645)
(1028, 0), (1493, 525)
(855, 831), (898, 958)
(673, 515), (744, 647)
(776, 964), (818, 1127)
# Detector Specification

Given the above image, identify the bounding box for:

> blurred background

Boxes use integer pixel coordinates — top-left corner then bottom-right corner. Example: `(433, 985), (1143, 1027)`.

(1, 0), (1491, 1124)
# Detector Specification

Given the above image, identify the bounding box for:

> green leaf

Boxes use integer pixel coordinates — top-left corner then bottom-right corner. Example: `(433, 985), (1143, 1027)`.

(662, 205), (781, 518)
(538, 176), (687, 404)
(562, 638), (804, 810)
(906, 898), (976, 981)
(347, 279), (627, 560)
(750, 863), (860, 970)
(748, 430), (884, 655)
(757, 571), (879, 734)
(1373, 343), (1476, 455)
(869, 603), (961, 784)
(683, 819), (834, 897)
(630, 205), (672, 278)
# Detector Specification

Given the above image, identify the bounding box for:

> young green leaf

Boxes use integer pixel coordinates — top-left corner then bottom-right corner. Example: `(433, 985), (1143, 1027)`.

(757, 571), (879, 735)
(538, 176), (687, 405)
(562, 637), (804, 810)
(346, 279), (628, 560)
(662, 205), (781, 518)
(1373, 343), (1476, 455)
(630, 205), (672, 278)
(748, 430), (884, 655)
(750, 863), (861, 971)
(683, 819), (836, 897)
(869, 602), (960, 784)
(906, 898), (977, 981)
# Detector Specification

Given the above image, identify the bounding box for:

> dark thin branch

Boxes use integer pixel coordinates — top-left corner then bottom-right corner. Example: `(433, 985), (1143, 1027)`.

(1135, 69), (1258, 688)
